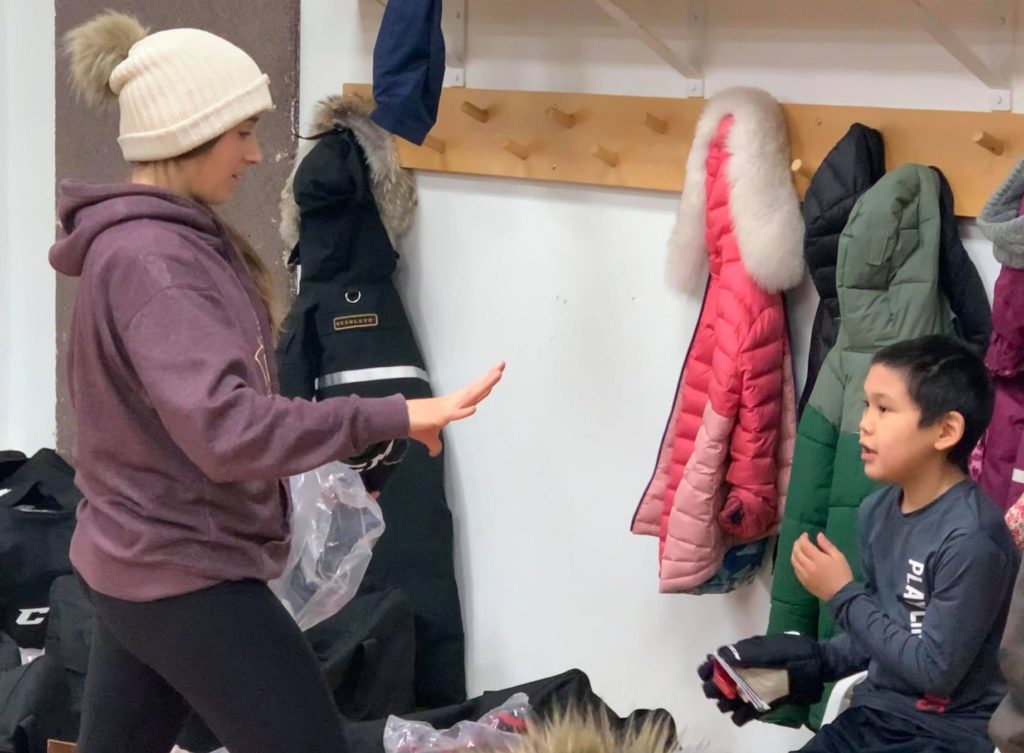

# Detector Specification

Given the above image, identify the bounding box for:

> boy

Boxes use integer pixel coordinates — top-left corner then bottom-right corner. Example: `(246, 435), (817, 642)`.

(699, 335), (1019, 753)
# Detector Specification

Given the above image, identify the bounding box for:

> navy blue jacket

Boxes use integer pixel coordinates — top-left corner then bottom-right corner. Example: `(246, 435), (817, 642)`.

(371, 0), (445, 145)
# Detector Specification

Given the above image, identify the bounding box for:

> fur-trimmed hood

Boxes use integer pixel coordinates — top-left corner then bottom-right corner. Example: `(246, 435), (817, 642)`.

(278, 94), (417, 261)
(668, 87), (805, 294)
(979, 158), (1024, 269)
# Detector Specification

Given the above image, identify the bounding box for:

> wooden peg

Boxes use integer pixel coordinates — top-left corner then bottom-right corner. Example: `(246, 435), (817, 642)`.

(591, 145), (619, 168)
(423, 134), (446, 154)
(973, 130), (1004, 156)
(546, 106), (576, 129)
(644, 112), (668, 135)
(460, 101), (490, 123)
(791, 159), (811, 177)
(503, 139), (530, 161)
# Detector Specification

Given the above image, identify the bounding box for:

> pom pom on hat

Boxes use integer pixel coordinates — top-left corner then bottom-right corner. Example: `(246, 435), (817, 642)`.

(64, 11), (148, 110)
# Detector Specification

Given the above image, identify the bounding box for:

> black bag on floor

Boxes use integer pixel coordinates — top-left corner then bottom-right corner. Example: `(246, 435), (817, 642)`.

(0, 655), (72, 753)
(307, 588), (417, 720)
(0, 452), (26, 480)
(0, 575), (98, 752)
(0, 450), (81, 648)
(44, 575), (95, 739)
(345, 668), (677, 753)
(0, 632), (18, 674)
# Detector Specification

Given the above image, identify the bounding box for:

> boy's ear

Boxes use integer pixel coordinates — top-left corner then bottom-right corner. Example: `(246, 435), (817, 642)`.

(934, 410), (966, 453)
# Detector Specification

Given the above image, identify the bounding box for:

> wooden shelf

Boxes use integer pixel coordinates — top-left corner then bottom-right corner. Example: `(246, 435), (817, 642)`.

(344, 83), (1024, 217)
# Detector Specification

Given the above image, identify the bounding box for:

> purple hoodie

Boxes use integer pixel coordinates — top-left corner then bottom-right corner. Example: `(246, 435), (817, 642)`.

(50, 181), (410, 601)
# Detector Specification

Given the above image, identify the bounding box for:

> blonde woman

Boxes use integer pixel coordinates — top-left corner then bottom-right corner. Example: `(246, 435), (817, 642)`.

(53, 12), (502, 753)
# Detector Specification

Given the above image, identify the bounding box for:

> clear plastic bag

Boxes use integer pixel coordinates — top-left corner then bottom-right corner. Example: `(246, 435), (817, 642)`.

(383, 693), (531, 753)
(269, 461), (385, 631)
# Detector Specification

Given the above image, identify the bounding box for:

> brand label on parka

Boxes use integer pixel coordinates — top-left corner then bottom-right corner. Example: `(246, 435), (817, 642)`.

(333, 314), (379, 331)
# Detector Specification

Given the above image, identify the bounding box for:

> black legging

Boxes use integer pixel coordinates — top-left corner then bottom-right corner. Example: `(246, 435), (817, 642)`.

(76, 577), (350, 753)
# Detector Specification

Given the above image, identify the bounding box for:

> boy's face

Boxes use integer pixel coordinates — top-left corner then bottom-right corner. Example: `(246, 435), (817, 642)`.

(858, 364), (959, 483)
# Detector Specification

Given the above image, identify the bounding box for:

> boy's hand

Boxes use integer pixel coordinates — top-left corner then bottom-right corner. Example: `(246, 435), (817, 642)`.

(696, 634), (827, 725)
(792, 533), (853, 601)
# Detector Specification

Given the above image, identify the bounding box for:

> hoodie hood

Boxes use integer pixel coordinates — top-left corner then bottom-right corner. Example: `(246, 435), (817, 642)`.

(979, 158), (1024, 269)
(50, 180), (220, 277)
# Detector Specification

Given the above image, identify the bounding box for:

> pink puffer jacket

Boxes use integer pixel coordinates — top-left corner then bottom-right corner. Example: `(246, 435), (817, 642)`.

(631, 88), (805, 593)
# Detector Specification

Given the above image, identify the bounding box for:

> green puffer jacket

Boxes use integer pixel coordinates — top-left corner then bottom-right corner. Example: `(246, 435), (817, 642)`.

(766, 164), (960, 729)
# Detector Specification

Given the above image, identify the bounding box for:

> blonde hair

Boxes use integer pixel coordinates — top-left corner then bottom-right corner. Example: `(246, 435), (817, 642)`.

(139, 138), (288, 340)
(222, 221), (287, 339)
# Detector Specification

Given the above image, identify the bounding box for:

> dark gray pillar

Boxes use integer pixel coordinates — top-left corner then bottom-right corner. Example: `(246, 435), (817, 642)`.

(54, 1), (300, 456)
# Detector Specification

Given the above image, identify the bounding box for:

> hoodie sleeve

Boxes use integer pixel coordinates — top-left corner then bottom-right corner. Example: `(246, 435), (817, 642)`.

(819, 630), (871, 682)
(121, 284), (410, 484)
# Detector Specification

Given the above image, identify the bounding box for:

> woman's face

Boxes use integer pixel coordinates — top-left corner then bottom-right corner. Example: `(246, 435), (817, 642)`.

(183, 118), (262, 205)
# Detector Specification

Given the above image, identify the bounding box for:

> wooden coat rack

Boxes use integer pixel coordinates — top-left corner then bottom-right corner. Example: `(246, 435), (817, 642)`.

(343, 83), (1024, 217)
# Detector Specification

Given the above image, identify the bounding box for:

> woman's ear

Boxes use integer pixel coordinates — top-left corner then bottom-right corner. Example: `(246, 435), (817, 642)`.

(934, 411), (966, 454)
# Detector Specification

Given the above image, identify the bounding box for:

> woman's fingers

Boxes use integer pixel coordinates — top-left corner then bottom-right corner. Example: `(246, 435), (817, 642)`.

(420, 430), (442, 457)
(409, 364), (504, 457)
(460, 378), (498, 409)
(452, 405), (477, 421)
(458, 365), (504, 408)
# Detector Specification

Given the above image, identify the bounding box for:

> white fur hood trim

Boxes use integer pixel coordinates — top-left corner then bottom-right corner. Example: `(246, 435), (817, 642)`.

(667, 87), (805, 294)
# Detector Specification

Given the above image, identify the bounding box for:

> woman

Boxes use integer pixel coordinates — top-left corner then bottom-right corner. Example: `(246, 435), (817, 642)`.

(51, 12), (503, 753)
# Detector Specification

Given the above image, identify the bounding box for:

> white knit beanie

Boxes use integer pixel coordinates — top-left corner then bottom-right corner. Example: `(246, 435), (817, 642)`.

(65, 12), (275, 162)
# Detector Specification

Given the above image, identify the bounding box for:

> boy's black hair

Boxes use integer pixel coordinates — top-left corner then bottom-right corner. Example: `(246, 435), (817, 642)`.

(871, 335), (993, 471)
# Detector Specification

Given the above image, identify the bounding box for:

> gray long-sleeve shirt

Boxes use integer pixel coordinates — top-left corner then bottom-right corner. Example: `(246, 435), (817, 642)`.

(823, 480), (1019, 742)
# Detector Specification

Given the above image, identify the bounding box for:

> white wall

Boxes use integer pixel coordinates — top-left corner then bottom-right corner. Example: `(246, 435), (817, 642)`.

(0, 0), (9, 442)
(1, 0), (57, 453)
(300, 2), (1014, 751)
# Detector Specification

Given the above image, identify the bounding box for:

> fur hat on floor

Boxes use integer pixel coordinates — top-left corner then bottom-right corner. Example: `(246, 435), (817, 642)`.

(510, 710), (680, 753)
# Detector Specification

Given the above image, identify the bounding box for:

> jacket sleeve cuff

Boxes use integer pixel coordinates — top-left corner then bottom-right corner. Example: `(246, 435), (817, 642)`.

(360, 460), (400, 495)
(349, 439), (408, 494)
